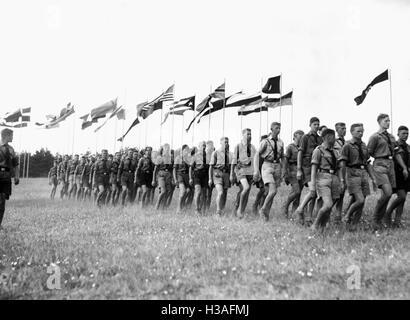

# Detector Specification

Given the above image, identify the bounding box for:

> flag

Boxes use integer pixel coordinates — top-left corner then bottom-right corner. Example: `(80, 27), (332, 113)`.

(195, 95), (212, 112)
(136, 101), (148, 117)
(210, 83), (225, 99)
(161, 96), (195, 125)
(279, 91), (293, 106)
(262, 75), (281, 94)
(139, 93), (164, 119)
(0, 122), (28, 128)
(91, 98), (118, 120)
(238, 97), (268, 116)
(226, 92), (262, 107)
(22, 107), (31, 114)
(354, 69), (389, 105)
(35, 103), (74, 129)
(116, 109), (126, 120)
(195, 92), (241, 124)
(80, 113), (97, 130)
(118, 117), (140, 142)
(3, 109), (22, 123)
(160, 84), (175, 102)
(21, 116), (30, 122)
(94, 106), (125, 132)
(35, 122), (60, 129)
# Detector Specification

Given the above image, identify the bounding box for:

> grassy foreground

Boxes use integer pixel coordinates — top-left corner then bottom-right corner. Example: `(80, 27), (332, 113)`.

(1, 178), (410, 299)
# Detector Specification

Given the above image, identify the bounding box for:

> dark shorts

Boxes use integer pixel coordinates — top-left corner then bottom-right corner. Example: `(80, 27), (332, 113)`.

(193, 169), (208, 188)
(82, 176), (90, 188)
(213, 169), (230, 189)
(177, 172), (190, 187)
(238, 175), (253, 186)
(394, 167), (410, 192)
(373, 158), (396, 188)
(120, 172), (135, 189)
(158, 170), (173, 189)
(95, 174), (109, 187)
(0, 178), (12, 200)
(50, 176), (58, 187)
(139, 171), (153, 188)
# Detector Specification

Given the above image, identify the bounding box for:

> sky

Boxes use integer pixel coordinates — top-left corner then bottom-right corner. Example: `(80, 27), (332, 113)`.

(1, 0), (410, 154)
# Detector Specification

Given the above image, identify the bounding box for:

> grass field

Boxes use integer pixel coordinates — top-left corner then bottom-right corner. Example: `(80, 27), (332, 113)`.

(1, 178), (410, 299)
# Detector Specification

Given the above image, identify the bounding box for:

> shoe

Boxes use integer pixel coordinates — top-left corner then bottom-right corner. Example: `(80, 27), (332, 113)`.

(259, 208), (269, 221)
(294, 209), (304, 225)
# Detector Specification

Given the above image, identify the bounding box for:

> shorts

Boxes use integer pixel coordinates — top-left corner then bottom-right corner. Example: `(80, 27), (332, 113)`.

(193, 169), (208, 188)
(261, 162), (281, 187)
(316, 172), (341, 201)
(75, 176), (82, 185)
(394, 165), (410, 192)
(373, 158), (396, 189)
(157, 170), (172, 189)
(68, 174), (75, 184)
(0, 178), (12, 200)
(287, 164), (298, 185)
(302, 166), (312, 186)
(177, 172), (190, 187)
(139, 171), (153, 188)
(82, 176), (90, 188)
(238, 174), (253, 186)
(50, 176), (58, 187)
(95, 174), (109, 187)
(59, 175), (67, 183)
(120, 172), (135, 189)
(346, 168), (370, 196)
(213, 169), (230, 189)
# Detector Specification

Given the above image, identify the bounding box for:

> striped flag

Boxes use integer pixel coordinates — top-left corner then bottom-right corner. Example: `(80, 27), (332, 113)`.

(91, 98), (117, 120)
(160, 84), (175, 102)
(210, 82), (225, 99)
(265, 91), (293, 108)
(94, 105), (125, 132)
(226, 92), (262, 107)
(195, 95), (212, 112)
(238, 97), (267, 116)
(161, 96), (195, 125)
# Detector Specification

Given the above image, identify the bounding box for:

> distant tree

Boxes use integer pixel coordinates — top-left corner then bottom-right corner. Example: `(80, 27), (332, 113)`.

(19, 148), (55, 177)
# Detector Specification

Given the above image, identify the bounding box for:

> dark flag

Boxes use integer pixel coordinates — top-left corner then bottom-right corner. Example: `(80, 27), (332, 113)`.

(262, 75), (281, 94)
(354, 69), (389, 105)
(162, 96), (195, 125)
(118, 117), (140, 142)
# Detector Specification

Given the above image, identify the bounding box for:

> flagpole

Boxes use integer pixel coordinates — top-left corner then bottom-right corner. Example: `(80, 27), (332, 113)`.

(113, 117), (118, 152)
(181, 113), (184, 147)
(26, 152), (30, 179)
(222, 79), (226, 137)
(18, 116), (22, 175)
(290, 88), (294, 142)
(71, 115), (75, 155)
(192, 94), (195, 146)
(279, 72), (283, 125)
(389, 69), (394, 133)
(121, 119), (125, 151)
(208, 85), (212, 141)
(260, 78), (263, 138)
(22, 150), (26, 180)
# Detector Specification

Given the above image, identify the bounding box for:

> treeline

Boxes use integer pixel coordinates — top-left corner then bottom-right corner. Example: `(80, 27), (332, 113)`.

(18, 148), (55, 178)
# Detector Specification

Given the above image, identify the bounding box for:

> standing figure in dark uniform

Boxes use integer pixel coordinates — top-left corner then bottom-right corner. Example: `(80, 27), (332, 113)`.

(152, 144), (174, 210)
(368, 114), (408, 230)
(58, 155), (69, 199)
(385, 126), (410, 228)
(173, 145), (191, 214)
(190, 141), (208, 215)
(67, 154), (79, 200)
(107, 152), (121, 206)
(74, 156), (86, 201)
(93, 149), (111, 207)
(136, 147), (155, 209)
(118, 149), (138, 206)
(48, 160), (59, 200)
(0, 128), (19, 229)
(81, 156), (93, 201)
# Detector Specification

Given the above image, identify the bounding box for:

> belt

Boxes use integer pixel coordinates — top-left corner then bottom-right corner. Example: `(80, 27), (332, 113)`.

(288, 161), (297, 165)
(348, 164), (366, 169)
(0, 167), (10, 172)
(375, 156), (393, 160)
(265, 159), (280, 164)
(215, 168), (230, 173)
(161, 168), (170, 172)
(318, 168), (337, 174)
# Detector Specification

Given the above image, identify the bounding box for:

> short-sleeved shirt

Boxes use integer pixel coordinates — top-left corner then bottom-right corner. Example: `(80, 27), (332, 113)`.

(339, 139), (369, 167)
(83, 163), (92, 178)
(232, 142), (256, 176)
(209, 149), (233, 171)
(156, 154), (174, 171)
(119, 157), (138, 174)
(74, 163), (85, 176)
(396, 140), (410, 168)
(259, 137), (284, 162)
(174, 155), (190, 174)
(334, 137), (346, 158)
(300, 132), (323, 167)
(94, 159), (111, 176)
(191, 150), (208, 170)
(49, 166), (58, 177)
(58, 161), (68, 177)
(367, 131), (397, 159)
(311, 145), (338, 171)
(0, 143), (18, 169)
(68, 160), (79, 175)
(285, 143), (299, 165)
(138, 157), (154, 173)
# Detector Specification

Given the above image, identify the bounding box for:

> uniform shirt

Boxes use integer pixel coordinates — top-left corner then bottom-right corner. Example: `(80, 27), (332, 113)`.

(396, 140), (410, 168)
(367, 131), (397, 159)
(94, 159), (111, 176)
(68, 160), (79, 175)
(232, 142), (256, 176)
(339, 139), (369, 167)
(82, 163), (92, 178)
(300, 132), (323, 167)
(259, 137), (284, 162)
(74, 163), (85, 176)
(311, 145), (338, 171)
(174, 154), (190, 174)
(334, 137), (346, 158)
(49, 166), (58, 177)
(58, 161), (68, 178)
(190, 149), (208, 171)
(285, 143), (299, 165)
(156, 154), (174, 171)
(118, 157), (138, 176)
(110, 160), (120, 176)
(209, 149), (233, 171)
(0, 143), (18, 169)
(138, 156), (154, 173)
